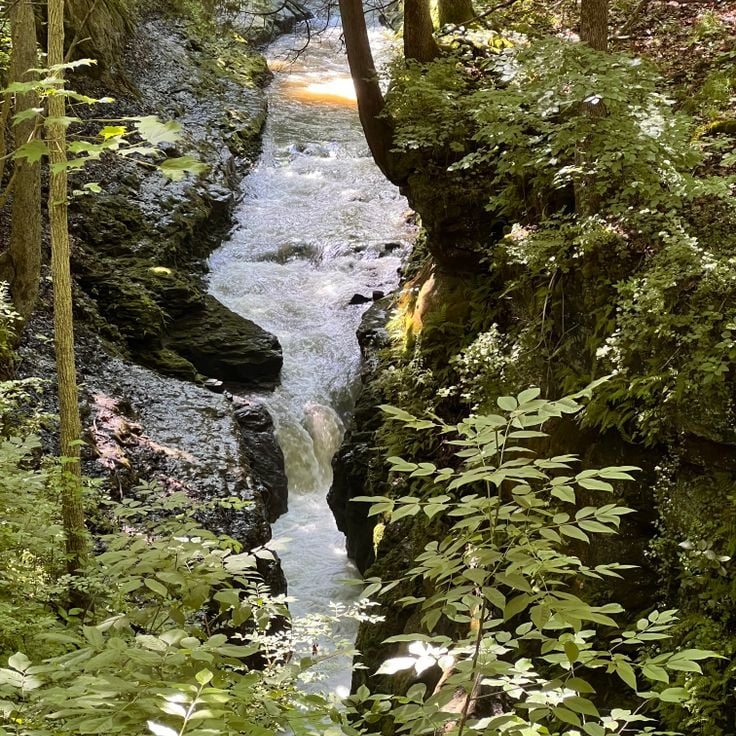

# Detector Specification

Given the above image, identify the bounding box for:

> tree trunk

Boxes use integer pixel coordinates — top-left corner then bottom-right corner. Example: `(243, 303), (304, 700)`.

(404, 0), (440, 63)
(47, 0), (89, 591)
(7, 0), (42, 323)
(575, 0), (609, 215)
(438, 0), (475, 26)
(580, 0), (608, 51)
(338, 0), (399, 182)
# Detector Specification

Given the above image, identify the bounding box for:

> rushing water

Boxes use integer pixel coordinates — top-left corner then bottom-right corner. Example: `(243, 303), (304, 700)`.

(208, 17), (412, 696)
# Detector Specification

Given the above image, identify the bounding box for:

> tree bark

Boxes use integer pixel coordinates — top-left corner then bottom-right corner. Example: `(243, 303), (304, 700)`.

(580, 0), (608, 51)
(47, 0), (89, 591)
(575, 0), (609, 215)
(7, 0), (42, 323)
(338, 0), (399, 182)
(404, 0), (440, 63)
(438, 0), (475, 26)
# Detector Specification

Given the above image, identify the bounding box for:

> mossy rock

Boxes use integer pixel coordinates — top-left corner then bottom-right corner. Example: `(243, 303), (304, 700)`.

(139, 347), (200, 381)
(165, 295), (282, 387)
(131, 265), (205, 319)
(79, 269), (167, 343)
(72, 194), (152, 256)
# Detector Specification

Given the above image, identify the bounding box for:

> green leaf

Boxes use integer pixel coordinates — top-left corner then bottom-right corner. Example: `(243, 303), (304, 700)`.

(642, 663), (669, 683)
(7, 653), (30, 673)
(12, 107), (43, 125)
(391, 504), (421, 521)
(387, 457), (418, 472)
(670, 648), (721, 661)
(658, 687), (689, 703)
(517, 387), (541, 404)
(410, 462), (436, 477)
(160, 701), (187, 717)
(577, 478), (614, 492)
(380, 405), (418, 422)
(564, 640), (579, 663)
(13, 139), (48, 163)
(560, 524), (590, 542)
(135, 115), (181, 144)
(551, 485), (576, 504)
(196, 668), (214, 685)
(158, 156), (208, 181)
(424, 503), (447, 519)
(578, 520), (616, 534)
(44, 115), (80, 129)
(564, 696), (599, 717)
(5, 80), (40, 94)
(497, 396), (518, 412)
(376, 656), (416, 675)
(615, 659), (637, 690)
(100, 125), (127, 139)
(583, 723), (606, 736)
(552, 706), (581, 726)
(147, 722), (178, 736)
(504, 594), (531, 621)
(144, 578), (169, 597)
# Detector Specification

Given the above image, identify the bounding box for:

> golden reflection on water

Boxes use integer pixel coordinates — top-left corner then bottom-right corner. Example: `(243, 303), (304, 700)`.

(283, 76), (357, 106)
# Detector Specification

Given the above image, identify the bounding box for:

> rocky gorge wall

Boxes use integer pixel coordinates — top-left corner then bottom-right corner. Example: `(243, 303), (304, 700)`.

(15, 0), (312, 585)
(69, 0), (291, 388)
(330, 230), (736, 729)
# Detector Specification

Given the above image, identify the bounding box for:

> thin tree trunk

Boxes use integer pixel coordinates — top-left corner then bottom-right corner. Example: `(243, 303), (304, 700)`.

(580, 0), (608, 50)
(7, 0), (42, 323)
(0, 94), (10, 188)
(575, 0), (609, 215)
(404, 0), (440, 63)
(47, 0), (89, 591)
(338, 0), (398, 182)
(438, 0), (475, 26)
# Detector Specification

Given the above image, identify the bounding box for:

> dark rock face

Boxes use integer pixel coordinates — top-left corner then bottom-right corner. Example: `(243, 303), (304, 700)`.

(28, 9), (293, 591)
(17, 309), (287, 593)
(165, 295), (282, 387)
(69, 12), (276, 384)
(233, 400), (288, 521)
(328, 298), (392, 573)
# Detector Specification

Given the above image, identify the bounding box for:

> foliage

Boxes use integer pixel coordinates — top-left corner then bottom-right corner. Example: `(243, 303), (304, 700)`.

(2, 59), (207, 181)
(0, 475), (373, 736)
(384, 33), (736, 444)
(646, 463), (736, 736)
(347, 388), (720, 735)
(0, 286), (19, 373)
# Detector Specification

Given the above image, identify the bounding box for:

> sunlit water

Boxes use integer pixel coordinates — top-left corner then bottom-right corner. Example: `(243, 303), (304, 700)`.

(208, 16), (412, 696)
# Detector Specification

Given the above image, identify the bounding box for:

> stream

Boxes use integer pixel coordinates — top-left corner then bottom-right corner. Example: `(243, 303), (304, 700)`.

(208, 15), (412, 696)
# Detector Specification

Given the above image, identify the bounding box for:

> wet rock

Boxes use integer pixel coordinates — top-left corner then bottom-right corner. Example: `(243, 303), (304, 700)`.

(349, 293), (372, 305)
(142, 348), (199, 381)
(379, 241), (402, 257)
(18, 309), (285, 593)
(166, 295), (283, 387)
(234, 401), (288, 522)
(356, 298), (391, 359)
(329, 298), (394, 573)
(204, 378), (225, 393)
(69, 12), (275, 386)
(372, 289), (385, 301)
(261, 240), (320, 264)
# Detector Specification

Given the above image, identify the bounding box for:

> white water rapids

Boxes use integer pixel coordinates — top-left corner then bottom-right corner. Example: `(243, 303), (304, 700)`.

(208, 16), (412, 696)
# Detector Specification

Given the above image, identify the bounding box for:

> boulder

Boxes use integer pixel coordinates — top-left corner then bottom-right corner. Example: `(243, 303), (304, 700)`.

(166, 295), (283, 388)
(233, 401), (288, 522)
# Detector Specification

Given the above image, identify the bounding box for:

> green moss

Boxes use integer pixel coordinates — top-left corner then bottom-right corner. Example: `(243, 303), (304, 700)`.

(140, 347), (199, 381)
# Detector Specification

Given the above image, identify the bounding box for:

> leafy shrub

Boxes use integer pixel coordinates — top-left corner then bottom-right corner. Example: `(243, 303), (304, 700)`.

(346, 388), (720, 735)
